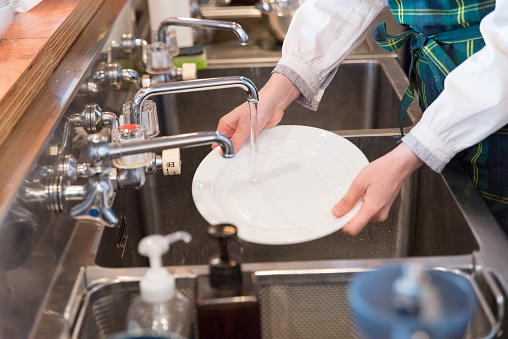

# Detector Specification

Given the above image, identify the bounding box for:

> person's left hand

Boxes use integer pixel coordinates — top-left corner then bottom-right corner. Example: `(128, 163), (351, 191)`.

(332, 143), (424, 236)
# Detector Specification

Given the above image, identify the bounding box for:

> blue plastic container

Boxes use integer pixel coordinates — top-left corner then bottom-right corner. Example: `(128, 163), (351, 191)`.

(349, 265), (476, 339)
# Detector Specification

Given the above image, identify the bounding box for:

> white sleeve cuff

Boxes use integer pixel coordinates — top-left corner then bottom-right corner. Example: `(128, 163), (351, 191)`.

(402, 134), (447, 173)
(273, 63), (327, 111)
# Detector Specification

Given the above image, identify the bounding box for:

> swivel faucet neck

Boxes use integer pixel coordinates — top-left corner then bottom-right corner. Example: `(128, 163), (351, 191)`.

(110, 131), (235, 159)
(88, 131), (235, 166)
(131, 76), (259, 125)
(158, 17), (249, 46)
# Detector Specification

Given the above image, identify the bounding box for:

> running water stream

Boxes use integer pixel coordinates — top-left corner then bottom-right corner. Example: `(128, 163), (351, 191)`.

(248, 101), (259, 184)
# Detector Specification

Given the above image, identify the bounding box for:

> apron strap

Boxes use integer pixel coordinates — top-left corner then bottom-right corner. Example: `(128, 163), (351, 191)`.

(374, 23), (483, 135)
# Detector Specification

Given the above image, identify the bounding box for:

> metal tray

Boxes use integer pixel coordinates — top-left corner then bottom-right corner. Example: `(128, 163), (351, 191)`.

(72, 266), (503, 339)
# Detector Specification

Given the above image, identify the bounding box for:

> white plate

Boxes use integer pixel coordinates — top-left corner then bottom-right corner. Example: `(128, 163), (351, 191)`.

(192, 125), (369, 245)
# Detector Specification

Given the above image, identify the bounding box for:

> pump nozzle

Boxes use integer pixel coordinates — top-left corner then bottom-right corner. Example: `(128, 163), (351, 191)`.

(208, 224), (242, 290)
(138, 231), (192, 266)
(138, 231), (192, 303)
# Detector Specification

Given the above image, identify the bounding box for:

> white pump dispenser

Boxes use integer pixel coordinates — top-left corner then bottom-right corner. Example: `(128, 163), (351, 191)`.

(138, 231), (191, 303)
(127, 231), (193, 338)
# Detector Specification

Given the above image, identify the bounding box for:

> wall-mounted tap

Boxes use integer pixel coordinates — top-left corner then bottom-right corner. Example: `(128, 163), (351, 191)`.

(145, 17), (249, 83)
(49, 128), (234, 227)
(88, 19), (249, 88)
(125, 76), (259, 130)
(55, 145), (179, 190)
(103, 33), (183, 85)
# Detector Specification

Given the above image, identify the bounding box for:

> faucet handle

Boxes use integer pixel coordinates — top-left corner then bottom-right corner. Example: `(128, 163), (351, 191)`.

(70, 168), (118, 227)
(111, 124), (152, 169)
(159, 29), (180, 57)
(122, 100), (160, 138)
(70, 134), (118, 227)
(143, 42), (174, 75)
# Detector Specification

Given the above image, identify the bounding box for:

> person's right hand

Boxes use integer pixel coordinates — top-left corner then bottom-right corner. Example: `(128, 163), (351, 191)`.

(215, 73), (301, 152)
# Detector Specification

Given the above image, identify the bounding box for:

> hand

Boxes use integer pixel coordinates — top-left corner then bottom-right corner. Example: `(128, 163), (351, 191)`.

(332, 143), (424, 236)
(215, 73), (301, 152)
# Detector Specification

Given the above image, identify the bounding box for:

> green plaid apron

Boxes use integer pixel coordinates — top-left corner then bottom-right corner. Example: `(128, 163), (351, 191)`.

(374, 0), (508, 233)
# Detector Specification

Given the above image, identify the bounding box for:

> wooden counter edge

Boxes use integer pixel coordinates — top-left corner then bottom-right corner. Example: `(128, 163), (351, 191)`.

(0, 0), (106, 149)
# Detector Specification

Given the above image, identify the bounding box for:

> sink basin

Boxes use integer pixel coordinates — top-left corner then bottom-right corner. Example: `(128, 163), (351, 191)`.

(158, 59), (420, 136)
(5, 1), (507, 338)
(95, 135), (478, 268)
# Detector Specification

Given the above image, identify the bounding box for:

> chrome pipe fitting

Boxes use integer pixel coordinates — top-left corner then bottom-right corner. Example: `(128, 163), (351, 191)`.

(58, 104), (119, 156)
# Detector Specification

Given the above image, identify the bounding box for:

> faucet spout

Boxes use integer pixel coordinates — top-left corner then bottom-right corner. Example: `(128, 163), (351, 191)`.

(158, 17), (249, 46)
(108, 131), (235, 160)
(131, 76), (258, 125)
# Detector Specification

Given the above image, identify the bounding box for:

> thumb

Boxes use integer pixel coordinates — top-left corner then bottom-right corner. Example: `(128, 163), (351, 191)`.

(332, 183), (364, 217)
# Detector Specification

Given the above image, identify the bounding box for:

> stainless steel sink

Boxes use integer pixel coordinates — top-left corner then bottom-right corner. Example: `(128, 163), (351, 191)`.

(96, 56), (428, 269)
(159, 59), (420, 136)
(3, 1), (508, 338)
(95, 135), (478, 268)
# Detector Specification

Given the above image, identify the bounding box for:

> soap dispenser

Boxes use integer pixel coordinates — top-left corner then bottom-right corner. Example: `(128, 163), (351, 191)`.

(126, 231), (193, 339)
(196, 224), (262, 339)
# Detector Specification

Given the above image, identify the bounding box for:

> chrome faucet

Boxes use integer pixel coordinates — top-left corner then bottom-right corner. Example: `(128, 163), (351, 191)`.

(157, 17), (249, 45)
(67, 130), (234, 227)
(89, 131), (235, 163)
(128, 76), (258, 127)
(149, 17), (248, 82)
(85, 19), (249, 88)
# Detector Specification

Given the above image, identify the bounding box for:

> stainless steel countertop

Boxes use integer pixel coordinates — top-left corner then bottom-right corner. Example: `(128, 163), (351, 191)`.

(0, 1), (506, 338)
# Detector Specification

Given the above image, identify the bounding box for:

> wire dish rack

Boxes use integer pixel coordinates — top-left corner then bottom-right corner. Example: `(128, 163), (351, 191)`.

(71, 267), (502, 339)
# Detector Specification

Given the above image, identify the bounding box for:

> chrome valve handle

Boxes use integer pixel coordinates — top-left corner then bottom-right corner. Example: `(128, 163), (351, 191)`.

(70, 174), (117, 227)
(70, 134), (117, 227)
(58, 103), (119, 156)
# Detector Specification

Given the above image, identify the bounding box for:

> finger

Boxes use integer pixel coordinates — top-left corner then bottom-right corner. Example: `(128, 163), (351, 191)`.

(229, 123), (251, 153)
(214, 120), (251, 153)
(214, 113), (239, 150)
(340, 204), (375, 236)
(216, 114), (238, 138)
(332, 182), (364, 217)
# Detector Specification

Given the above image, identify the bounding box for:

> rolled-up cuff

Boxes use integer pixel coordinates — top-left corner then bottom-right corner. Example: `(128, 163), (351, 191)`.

(402, 133), (447, 173)
(273, 64), (319, 111)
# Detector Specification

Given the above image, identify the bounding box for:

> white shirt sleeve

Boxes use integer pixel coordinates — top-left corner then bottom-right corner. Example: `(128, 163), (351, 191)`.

(402, 1), (508, 173)
(274, 0), (389, 110)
